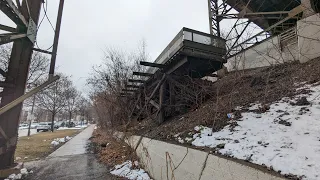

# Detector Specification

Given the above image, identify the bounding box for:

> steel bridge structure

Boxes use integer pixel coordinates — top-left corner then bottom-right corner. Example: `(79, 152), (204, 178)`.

(208, 0), (318, 58)
(0, 0), (64, 173)
(122, 0), (319, 132)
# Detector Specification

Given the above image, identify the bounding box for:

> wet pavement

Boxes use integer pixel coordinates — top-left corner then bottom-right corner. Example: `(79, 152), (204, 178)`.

(25, 154), (114, 180)
(25, 125), (116, 180)
(49, 125), (95, 157)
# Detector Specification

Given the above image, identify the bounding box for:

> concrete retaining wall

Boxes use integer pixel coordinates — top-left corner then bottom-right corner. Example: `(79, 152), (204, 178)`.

(126, 135), (284, 180)
(226, 34), (299, 72)
(225, 13), (320, 71)
(297, 13), (320, 63)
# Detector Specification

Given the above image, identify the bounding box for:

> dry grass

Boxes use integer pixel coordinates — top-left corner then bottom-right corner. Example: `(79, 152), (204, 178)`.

(90, 130), (137, 167)
(15, 130), (80, 162)
(126, 58), (320, 141)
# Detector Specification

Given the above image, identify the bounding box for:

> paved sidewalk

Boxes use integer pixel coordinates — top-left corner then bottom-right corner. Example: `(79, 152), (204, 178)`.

(49, 125), (95, 157)
(25, 125), (115, 180)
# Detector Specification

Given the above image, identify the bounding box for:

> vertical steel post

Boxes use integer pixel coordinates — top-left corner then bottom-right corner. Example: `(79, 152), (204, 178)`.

(209, 0), (221, 37)
(0, 0), (42, 169)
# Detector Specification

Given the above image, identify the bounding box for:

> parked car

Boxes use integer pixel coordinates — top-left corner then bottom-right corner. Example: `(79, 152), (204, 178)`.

(30, 123), (38, 129)
(36, 122), (52, 132)
(18, 124), (29, 130)
(54, 123), (60, 129)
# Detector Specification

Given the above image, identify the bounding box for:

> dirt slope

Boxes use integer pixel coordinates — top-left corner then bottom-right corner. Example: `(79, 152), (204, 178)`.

(127, 58), (320, 142)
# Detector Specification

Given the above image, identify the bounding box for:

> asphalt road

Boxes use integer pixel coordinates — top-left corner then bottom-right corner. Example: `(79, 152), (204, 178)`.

(25, 125), (116, 180)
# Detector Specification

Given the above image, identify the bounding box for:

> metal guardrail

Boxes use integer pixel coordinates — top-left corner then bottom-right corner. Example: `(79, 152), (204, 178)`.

(146, 27), (226, 74)
(280, 27), (297, 48)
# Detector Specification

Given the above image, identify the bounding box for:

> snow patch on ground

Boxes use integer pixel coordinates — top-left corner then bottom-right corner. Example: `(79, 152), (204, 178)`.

(57, 126), (86, 130)
(179, 83), (320, 180)
(51, 136), (73, 146)
(5, 168), (32, 180)
(75, 125), (88, 128)
(110, 161), (151, 180)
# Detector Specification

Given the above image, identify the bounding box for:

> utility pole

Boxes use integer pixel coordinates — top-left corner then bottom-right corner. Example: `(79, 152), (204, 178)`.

(0, 0), (43, 169)
(27, 94), (36, 136)
(49, 0), (65, 78)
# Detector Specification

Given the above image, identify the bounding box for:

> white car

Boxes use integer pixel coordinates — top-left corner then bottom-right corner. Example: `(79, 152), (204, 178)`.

(30, 123), (38, 129)
(36, 122), (52, 132)
(18, 124), (29, 130)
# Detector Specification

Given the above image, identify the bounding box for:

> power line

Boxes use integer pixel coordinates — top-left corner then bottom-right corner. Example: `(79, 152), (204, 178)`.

(35, 0), (54, 51)
(37, 0), (47, 29)
(43, 0), (55, 32)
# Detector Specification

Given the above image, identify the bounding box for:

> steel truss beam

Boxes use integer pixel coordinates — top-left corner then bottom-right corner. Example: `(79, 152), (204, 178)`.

(0, 24), (16, 32)
(209, 0), (304, 58)
(0, 0), (27, 27)
(0, 33), (26, 45)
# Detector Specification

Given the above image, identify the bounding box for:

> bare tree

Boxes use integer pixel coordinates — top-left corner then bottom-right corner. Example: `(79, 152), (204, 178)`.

(76, 96), (91, 125)
(0, 44), (49, 86)
(65, 86), (79, 126)
(87, 44), (149, 129)
(36, 74), (72, 131)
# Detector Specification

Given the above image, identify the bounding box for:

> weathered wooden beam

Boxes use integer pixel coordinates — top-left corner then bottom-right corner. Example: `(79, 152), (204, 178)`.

(140, 61), (167, 68)
(150, 99), (160, 110)
(129, 73), (167, 121)
(122, 89), (136, 92)
(167, 57), (188, 74)
(133, 72), (153, 77)
(128, 79), (145, 83)
(126, 85), (140, 89)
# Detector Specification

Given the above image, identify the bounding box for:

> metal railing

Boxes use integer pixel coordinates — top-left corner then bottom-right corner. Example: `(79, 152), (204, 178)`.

(146, 27), (226, 74)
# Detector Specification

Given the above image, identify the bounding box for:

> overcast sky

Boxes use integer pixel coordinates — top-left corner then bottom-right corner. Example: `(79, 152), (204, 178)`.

(1, 0), (210, 94)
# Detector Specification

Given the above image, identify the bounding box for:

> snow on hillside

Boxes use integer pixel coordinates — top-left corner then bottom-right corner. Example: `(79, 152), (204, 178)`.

(179, 83), (320, 180)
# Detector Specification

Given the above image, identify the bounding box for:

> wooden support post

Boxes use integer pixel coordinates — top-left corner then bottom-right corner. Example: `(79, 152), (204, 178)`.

(158, 80), (166, 124)
(150, 100), (160, 110)
(169, 81), (176, 113)
(127, 74), (167, 125)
